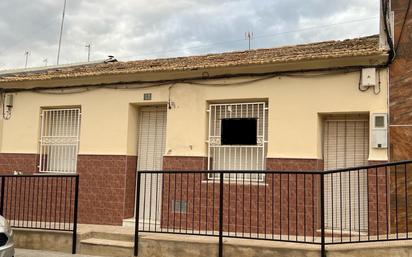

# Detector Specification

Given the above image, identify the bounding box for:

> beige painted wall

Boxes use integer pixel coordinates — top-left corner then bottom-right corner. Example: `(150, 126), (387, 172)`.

(0, 69), (388, 161)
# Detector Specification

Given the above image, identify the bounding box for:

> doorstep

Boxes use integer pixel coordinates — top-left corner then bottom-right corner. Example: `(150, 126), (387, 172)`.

(122, 218), (135, 228)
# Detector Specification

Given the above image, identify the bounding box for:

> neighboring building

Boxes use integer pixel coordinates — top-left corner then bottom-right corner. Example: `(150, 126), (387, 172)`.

(389, 0), (412, 161)
(0, 36), (389, 225)
(388, 0), (412, 231)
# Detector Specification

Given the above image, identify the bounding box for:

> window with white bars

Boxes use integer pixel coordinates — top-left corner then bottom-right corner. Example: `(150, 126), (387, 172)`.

(39, 108), (81, 173)
(207, 102), (268, 181)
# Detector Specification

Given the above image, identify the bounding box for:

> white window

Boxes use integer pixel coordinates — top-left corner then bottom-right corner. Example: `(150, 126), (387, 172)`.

(39, 108), (81, 173)
(207, 102), (268, 181)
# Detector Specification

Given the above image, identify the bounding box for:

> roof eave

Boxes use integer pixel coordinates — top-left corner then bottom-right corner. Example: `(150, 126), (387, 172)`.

(0, 53), (388, 89)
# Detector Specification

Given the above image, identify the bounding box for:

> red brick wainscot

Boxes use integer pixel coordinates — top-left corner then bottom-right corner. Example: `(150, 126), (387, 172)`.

(77, 155), (137, 225)
(266, 158), (324, 171)
(0, 153), (137, 225)
(0, 153), (38, 174)
(157, 156), (322, 238)
(364, 161), (390, 236)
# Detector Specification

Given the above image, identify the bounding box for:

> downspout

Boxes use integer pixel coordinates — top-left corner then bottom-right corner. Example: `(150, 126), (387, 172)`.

(381, 0), (395, 64)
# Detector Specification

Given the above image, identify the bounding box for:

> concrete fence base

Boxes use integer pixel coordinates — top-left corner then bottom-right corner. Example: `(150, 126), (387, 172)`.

(13, 228), (412, 257)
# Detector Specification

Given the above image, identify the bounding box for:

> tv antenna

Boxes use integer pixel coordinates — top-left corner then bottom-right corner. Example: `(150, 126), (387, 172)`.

(85, 43), (91, 62)
(245, 31), (254, 50)
(24, 51), (31, 68)
(57, 0), (68, 65)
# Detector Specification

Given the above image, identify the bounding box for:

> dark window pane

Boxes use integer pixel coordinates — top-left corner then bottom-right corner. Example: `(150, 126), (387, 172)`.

(221, 118), (257, 145)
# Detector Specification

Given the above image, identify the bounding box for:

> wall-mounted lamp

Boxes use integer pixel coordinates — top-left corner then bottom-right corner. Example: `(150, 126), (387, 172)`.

(3, 94), (13, 120)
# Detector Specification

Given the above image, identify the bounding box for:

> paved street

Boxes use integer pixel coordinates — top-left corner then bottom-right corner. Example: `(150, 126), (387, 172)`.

(15, 249), (103, 257)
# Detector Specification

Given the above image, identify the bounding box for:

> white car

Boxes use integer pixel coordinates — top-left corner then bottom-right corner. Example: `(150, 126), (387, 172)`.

(0, 216), (14, 257)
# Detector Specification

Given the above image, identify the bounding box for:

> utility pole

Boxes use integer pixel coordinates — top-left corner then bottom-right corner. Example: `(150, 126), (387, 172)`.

(24, 51), (30, 68)
(245, 31), (254, 50)
(85, 44), (91, 62)
(57, 0), (68, 65)
(43, 58), (48, 67)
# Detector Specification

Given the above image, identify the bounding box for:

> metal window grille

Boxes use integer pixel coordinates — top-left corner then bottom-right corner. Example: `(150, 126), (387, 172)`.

(39, 108), (81, 173)
(207, 102), (268, 181)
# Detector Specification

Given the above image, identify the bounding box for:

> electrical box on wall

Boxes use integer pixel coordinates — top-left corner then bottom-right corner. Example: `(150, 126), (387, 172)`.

(372, 113), (387, 149)
(361, 68), (376, 87)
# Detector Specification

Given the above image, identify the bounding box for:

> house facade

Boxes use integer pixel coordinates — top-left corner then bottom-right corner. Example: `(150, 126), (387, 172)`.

(0, 35), (391, 226)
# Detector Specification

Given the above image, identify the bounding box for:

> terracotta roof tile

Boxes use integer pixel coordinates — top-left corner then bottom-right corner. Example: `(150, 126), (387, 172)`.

(0, 35), (386, 83)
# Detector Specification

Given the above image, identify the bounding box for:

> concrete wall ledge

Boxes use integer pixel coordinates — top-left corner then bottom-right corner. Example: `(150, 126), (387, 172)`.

(139, 233), (412, 257)
(140, 232), (319, 250)
(12, 227), (412, 257)
(327, 239), (412, 251)
(13, 228), (73, 253)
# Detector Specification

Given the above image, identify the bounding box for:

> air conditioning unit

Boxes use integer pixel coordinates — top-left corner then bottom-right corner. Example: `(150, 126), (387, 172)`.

(371, 113), (387, 149)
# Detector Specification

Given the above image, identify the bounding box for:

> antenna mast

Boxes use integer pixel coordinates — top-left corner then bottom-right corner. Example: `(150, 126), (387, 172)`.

(57, 0), (68, 65)
(245, 31), (254, 50)
(24, 51), (30, 68)
(85, 44), (91, 62)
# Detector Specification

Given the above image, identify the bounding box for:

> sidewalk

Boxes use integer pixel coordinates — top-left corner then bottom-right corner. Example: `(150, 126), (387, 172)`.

(15, 249), (103, 257)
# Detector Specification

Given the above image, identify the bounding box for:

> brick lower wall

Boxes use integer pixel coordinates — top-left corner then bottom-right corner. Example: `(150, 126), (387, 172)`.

(159, 156), (321, 237)
(266, 158), (324, 171)
(389, 162), (412, 234)
(163, 156), (208, 171)
(367, 160), (410, 236)
(158, 172), (321, 237)
(0, 153), (137, 225)
(0, 153), (400, 234)
(124, 156), (137, 218)
(0, 153), (38, 174)
(367, 166), (390, 235)
(77, 155), (137, 225)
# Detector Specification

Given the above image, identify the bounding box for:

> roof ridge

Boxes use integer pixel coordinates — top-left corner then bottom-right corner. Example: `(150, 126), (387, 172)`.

(0, 35), (386, 83)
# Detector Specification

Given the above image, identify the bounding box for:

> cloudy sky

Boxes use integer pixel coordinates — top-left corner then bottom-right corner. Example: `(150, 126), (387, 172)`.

(0, 0), (380, 70)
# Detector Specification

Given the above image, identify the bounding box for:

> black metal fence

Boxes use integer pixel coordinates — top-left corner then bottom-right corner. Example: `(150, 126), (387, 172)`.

(134, 160), (412, 257)
(0, 174), (79, 254)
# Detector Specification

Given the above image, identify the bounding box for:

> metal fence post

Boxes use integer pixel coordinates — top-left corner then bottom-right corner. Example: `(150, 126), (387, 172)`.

(72, 175), (79, 254)
(0, 177), (5, 216)
(320, 173), (326, 257)
(218, 172), (224, 257)
(134, 172), (141, 257)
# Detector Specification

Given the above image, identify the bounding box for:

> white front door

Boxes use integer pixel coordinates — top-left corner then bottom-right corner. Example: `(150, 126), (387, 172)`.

(137, 106), (167, 226)
(323, 117), (369, 232)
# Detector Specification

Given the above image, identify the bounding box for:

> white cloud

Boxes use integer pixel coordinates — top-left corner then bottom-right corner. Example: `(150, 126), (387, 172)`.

(0, 0), (379, 70)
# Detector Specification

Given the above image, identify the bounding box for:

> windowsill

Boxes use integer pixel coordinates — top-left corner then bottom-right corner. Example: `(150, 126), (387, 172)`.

(201, 180), (268, 186)
(33, 172), (77, 176)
